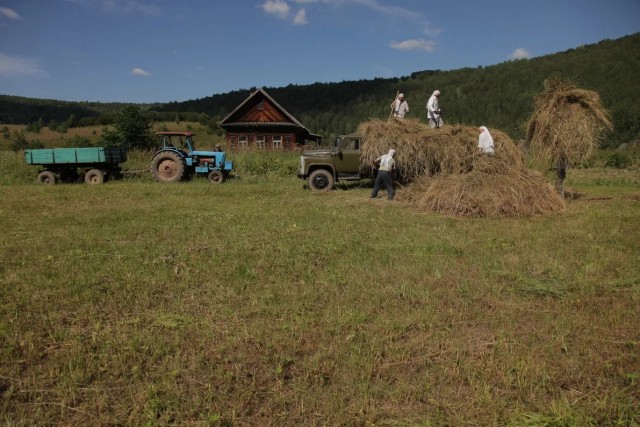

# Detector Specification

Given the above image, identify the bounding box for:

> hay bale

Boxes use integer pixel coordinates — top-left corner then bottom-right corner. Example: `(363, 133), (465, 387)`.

(358, 119), (523, 184)
(397, 155), (566, 217)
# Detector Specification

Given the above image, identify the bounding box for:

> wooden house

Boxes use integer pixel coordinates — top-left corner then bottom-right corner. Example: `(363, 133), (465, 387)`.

(219, 88), (320, 151)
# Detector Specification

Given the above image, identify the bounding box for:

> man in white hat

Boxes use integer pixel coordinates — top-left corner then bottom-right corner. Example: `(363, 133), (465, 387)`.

(390, 93), (409, 119)
(426, 90), (443, 128)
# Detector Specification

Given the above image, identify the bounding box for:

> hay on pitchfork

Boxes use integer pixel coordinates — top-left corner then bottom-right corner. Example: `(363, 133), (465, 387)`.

(358, 118), (523, 184)
(397, 155), (566, 217)
(525, 78), (612, 165)
(525, 78), (613, 196)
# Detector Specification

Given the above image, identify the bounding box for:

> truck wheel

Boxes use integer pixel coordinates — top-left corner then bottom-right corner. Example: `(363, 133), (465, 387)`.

(84, 169), (105, 184)
(208, 170), (224, 184)
(152, 151), (185, 182)
(38, 171), (57, 185)
(308, 169), (334, 191)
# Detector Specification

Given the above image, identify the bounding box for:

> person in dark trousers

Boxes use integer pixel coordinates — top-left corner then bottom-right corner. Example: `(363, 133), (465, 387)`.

(371, 149), (396, 200)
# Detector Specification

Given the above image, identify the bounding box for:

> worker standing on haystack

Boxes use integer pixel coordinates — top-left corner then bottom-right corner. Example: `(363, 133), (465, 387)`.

(371, 149), (397, 200)
(390, 93), (409, 119)
(477, 126), (495, 155)
(427, 90), (443, 128)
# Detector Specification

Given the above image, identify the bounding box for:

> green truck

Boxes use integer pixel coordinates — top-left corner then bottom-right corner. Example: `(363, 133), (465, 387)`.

(297, 134), (364, 191)
(24, 147), (127, 184)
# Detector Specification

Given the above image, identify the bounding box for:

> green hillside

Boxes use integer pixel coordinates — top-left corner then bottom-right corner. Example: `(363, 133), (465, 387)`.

(2, 33), (639, 147)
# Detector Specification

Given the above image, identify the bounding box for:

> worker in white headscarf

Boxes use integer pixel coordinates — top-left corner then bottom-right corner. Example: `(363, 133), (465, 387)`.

(478, 126), (495, 154)
(390, 93), (409, 119)
(426, 90), (443, 128)
(371, 149), (397, 200)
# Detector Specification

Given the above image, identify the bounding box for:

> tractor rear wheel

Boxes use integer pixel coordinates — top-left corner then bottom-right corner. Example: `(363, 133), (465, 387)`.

(38, 170), (57, 185)
(152, 151), (185, 182)
(84, 169), (105, 184)
(208, 170), (224, 184)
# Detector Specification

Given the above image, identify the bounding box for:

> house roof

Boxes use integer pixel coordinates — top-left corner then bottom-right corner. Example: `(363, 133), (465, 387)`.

(219, 88), (320, 140)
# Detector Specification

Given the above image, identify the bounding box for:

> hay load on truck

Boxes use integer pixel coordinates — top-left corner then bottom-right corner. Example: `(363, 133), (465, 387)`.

(24, 146), (127, 185)
(151, 132), (233, 184)
(297, 134), (364, 191)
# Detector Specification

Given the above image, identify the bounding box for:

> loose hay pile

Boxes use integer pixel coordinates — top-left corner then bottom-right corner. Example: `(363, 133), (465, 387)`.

(358, 118), (565, 217)
(358, 119), (523, 184)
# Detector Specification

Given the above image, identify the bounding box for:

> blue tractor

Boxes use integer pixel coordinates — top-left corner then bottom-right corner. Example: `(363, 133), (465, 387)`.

(151, 132), (233, 183)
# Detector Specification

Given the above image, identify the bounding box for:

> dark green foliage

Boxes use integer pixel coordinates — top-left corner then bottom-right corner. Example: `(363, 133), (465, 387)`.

(63, 135), (93, 148)
(604, 152), (632, 168)
(9, 131), (43, 151)
(101, 105), (154, 149)
(24, 119), (44, 133)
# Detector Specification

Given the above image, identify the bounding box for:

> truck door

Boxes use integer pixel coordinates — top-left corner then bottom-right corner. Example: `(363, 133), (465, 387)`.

(334, 137), (360, 174)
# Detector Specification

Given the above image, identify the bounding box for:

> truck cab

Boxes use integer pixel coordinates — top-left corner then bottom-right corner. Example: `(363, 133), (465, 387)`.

(298, 135), (362, 191)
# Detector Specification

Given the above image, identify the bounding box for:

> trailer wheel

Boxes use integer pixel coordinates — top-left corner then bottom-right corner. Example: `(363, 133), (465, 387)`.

(308, 169), (334, 191)
(85, 169), (105, 184)
(152, 151), (185, 182)
(38, 170), (57, 185)
(208, 170), (224, 184)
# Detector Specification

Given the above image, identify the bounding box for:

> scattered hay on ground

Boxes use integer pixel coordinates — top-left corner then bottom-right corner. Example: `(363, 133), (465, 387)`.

(358, 118), (523, 184)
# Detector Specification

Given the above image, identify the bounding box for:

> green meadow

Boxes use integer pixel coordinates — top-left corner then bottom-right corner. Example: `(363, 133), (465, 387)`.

(0, 150), (638, 426)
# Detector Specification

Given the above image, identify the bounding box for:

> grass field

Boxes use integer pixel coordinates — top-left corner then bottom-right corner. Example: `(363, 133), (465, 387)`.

(0, 151), (639, 425)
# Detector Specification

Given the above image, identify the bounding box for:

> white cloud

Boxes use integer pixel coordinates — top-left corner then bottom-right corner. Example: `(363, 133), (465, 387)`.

(131, 67), (152, 77)
(262, 0), (290, 19)
(509, 48), (531, 60)
(292, 8), (308, 25)
(0, 7), (21, 20)
(389, 39), (436, 52)
(0, 53), (46, 77)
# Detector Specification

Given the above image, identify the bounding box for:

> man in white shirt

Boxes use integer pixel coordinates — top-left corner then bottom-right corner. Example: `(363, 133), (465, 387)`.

(390, 93), (409, 119)
(426, 90), (443, 128)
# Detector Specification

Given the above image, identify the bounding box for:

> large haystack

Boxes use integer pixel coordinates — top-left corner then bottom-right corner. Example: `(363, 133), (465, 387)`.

(358, 119), (523, 184)
(397, 155), (566, 217)
(525, 78), (613, 195)
(358, 118), (565, 217)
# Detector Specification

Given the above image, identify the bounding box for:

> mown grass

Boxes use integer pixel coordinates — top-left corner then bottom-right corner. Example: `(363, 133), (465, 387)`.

(0, 154), (638, 425)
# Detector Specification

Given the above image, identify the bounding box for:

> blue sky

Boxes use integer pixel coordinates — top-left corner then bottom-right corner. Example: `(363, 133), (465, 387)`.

(1, 0), (639, 103)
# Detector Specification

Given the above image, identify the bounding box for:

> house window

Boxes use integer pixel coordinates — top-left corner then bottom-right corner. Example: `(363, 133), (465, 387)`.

(272, 136), (282, 150)
(238, 135), (248, 149)
(229, 136), (237, 150)
(255, 135), (265, 150)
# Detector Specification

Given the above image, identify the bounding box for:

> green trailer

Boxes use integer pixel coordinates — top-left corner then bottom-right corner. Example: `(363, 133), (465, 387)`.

(24, 147), (128, 184)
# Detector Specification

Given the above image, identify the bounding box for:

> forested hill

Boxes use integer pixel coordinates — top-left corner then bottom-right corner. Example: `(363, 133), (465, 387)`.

(155, 32), (640, 147)
(1, 32), (639, 146)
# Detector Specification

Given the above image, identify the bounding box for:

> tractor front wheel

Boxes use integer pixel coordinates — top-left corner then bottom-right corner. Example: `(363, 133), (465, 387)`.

(152, 151), (185, 182)
(208, 170), (224, 184)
